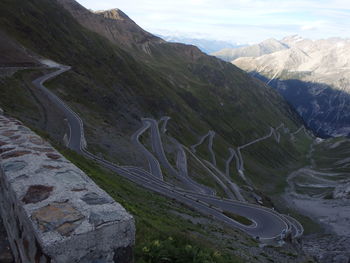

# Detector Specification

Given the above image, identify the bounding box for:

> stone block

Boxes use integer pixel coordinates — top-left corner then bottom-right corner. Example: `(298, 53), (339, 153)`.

(0, 115), (135, 262)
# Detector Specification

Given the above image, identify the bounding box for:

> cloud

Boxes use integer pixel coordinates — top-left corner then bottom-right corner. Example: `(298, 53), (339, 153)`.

(76, 0), (350, 43)
(300, 21), (327, 31)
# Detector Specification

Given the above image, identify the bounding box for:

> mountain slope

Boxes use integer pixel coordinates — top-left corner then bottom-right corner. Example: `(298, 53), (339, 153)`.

(231, 36), (350, 137)
(212, 38), (289, 62)
(159, 35), (242, 54)
(0, 30), (39, 67)
(0, 0), (314, 260)
(0, 0), (313, 204)
(234, 47), (310, 78)
(57, 0), (164, 51)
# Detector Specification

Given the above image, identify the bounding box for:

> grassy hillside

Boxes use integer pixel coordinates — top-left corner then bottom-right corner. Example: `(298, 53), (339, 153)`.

(57, 144), (311, 263)
(0, 0), (313, 196)
(0, 0), (318, 261)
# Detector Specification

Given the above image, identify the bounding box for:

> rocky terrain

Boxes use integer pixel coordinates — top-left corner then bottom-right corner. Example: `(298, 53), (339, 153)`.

(215, 35), (350, 137)
(284, 137), (350, 262)
(212, 38), (288, 62)
(213, 35), (350, 261)
(57, 0), (164, 51)
(1, 0), (343, 262)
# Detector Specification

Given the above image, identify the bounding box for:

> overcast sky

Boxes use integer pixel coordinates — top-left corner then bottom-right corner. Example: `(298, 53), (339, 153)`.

(76, 0), (350, 44)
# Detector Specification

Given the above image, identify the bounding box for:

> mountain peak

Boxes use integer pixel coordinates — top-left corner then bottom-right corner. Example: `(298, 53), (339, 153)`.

(261, 38), (279, 44)
(281, 35), (305, 44)
(95, 8), (130, 21)
(56, 0), (164, 49)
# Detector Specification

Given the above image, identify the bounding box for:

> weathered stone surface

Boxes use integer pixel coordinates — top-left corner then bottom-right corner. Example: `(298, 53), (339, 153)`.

(2, 150), (31, 159)
(46, 153), (61, 160)
(89, 211), (124, 227)
(1, 131), (15, 137)
(71, 188), (87, 192)
(32, 203), (84, 236)
(22, 185), (54, 204)
(54, 170), (86, 184)
(0, 114), (135, 263)
(3, 161), (27, 172)
(29, 136), (45, 145)
(42, 165), (61, 170)
(82, 192), (113, 205)
(9, 135), (21, 140)
(29, 147), (55, 153)
(0, 147), (15, 154)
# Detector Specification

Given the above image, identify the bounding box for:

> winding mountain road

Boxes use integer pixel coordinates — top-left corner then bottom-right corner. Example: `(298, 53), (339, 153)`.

(131, 120), (163, 180)
(173, 137), (216, 195)
(225, 148), (240, 178)
(191, 130), (217, 166)
(149, 118), (215, 195)
(31, 65), (303, 242)
(159, 116), (170, 134)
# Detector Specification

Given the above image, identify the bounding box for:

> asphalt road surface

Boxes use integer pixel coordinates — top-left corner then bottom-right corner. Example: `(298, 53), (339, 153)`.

(32, 66), (303, 241)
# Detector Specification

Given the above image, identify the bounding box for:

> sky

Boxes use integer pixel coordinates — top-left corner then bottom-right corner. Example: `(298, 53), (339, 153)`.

(76, 0), (350, 44)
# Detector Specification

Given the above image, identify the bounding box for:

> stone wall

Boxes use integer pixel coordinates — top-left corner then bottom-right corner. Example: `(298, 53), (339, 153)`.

(0, 111), (135, 263)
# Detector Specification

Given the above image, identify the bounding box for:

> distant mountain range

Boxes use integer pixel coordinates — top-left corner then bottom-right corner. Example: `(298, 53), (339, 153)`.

(212, 38), (288, 61)
(158, 35), (244, 54)
(214, 35), (350, 137)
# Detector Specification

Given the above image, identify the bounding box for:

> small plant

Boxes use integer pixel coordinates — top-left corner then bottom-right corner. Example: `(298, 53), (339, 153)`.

(139, 236), (232, 263)
(222, 211), (253, 226)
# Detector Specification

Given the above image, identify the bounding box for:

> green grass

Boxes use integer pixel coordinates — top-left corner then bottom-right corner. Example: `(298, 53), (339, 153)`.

(222, 211), (253, 226)
(57, 147), (245, 263)
(0, 69), (42, 122)
(0, 0), (312, 186)
(0, 0), (320, 255)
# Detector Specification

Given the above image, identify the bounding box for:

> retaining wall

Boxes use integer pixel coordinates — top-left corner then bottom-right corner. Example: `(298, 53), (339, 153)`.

(0, 111), (135, 262)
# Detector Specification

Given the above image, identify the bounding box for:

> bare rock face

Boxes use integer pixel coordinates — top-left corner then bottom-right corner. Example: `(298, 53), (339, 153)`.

(96, 8), (129, 21)
(212, 38), (289, 62)
(303, 234), (350, 263)
(56, 0), (164, 49)
(225, 36), (350, 137)
(333, 183), (350, 199)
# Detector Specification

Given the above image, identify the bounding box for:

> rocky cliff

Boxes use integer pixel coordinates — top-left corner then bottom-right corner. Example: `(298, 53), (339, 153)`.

(56, 0), (164, 51)
(212, 38), (288, 62)
(227, 36), (350, 137)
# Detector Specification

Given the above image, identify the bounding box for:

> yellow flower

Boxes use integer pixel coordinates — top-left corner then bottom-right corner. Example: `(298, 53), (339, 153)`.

(153, 240), (161, 247)
(142, 246), (150, 253)
(213, 251), (221, 258)
(185, 245), (192, 251)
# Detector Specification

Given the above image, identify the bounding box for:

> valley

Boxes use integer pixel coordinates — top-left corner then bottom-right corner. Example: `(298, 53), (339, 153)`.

(214, 35), (350, 262)
(35, 64), (302, 241)
(0, 0), (349, 262)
